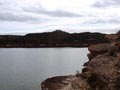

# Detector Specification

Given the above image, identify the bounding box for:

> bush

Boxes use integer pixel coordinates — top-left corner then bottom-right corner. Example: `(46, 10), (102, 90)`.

(82, 68), (88, 73)
(117, 30), (120, 34)
(87, 73), (107, 89)
(115, 76), (120, 89)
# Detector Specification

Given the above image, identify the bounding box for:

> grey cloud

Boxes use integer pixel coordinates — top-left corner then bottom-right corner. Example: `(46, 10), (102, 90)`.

(84, 18), (120, 24)
(108, 19), (120, 24)
(0, 0), (10, 6)
(93, 0), (120, 8)
(0, 2), (3, 5)
(24, 7), (81, 17)
(0, 1), (52, 23)
(0, 12), (48, 23)
(0, 0), (4, 4)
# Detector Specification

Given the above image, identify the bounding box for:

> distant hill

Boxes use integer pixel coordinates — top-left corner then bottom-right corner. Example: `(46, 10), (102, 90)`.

(0, 30), (110, 47)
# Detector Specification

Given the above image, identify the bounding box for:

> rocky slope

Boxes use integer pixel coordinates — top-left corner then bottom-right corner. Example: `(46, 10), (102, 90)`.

(41, 33), (120, 90)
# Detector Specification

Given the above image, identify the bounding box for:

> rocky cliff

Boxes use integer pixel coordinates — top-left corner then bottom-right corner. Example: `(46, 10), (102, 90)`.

(41, 33), (120, 90)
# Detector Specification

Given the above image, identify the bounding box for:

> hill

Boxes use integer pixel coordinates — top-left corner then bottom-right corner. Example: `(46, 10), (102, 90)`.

(0, 30), (109, 47)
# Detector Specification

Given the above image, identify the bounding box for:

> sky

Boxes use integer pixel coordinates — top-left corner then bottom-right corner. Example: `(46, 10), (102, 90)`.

(0, 0), (120, 34)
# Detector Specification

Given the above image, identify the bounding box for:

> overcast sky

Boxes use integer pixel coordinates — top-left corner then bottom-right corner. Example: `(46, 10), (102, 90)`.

(0, 0), (120, 34)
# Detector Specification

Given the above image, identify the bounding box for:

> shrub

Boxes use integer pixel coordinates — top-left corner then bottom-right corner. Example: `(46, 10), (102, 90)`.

(82, 68), (88, 73)
(116, 30), (120, 34)
(115, 76), (120, 89)
(87, 73), (107, 89)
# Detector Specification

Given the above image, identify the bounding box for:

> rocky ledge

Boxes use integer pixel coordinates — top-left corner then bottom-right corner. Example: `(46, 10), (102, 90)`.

(41, 33), (120, 90)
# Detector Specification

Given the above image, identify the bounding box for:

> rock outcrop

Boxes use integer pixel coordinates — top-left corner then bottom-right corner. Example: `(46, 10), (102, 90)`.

(41, 33), (120, 90)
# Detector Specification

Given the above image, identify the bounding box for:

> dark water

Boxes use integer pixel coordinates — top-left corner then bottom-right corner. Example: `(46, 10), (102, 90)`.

(0, 48), (88, 90)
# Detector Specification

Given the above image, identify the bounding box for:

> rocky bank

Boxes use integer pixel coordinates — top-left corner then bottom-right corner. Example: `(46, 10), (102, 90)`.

(41, 33), (120, 90)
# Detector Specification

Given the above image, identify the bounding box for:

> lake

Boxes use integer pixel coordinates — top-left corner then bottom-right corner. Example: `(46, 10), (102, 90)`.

(0, 48), (88, 90)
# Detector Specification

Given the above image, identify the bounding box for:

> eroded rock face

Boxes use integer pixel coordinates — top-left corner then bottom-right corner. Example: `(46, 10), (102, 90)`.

(41, 33), (120, 90)
(41, 75), (90, 90)
(41, 76), (73, 90)
(82, 38), (120, 90)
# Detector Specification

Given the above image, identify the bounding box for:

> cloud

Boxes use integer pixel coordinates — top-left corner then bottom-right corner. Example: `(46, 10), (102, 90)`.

(93, 0), (120, 8)
(84, 18), (120, 24)
(0, 2), (3, 5)
(24, 7), (81, 17)
(0, 0), (120, 34)
(0, 12), (49, 23)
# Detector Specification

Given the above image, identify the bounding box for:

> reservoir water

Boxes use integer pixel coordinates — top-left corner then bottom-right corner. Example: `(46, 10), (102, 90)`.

(0, 48), (88, 90)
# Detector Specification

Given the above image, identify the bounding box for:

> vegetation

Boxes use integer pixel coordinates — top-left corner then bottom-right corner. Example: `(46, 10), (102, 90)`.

(87, 73), (107, 90)
(115, 76), (120, 89)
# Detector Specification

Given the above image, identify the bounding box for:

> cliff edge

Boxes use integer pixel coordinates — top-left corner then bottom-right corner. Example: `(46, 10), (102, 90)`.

(41, 33), (120, 90)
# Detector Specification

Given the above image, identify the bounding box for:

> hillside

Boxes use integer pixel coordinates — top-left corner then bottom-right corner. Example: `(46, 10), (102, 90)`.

(0, 30), (109, 47)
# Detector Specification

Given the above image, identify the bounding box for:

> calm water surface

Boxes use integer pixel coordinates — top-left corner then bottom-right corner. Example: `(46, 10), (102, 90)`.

(0, 48), (88, 90)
